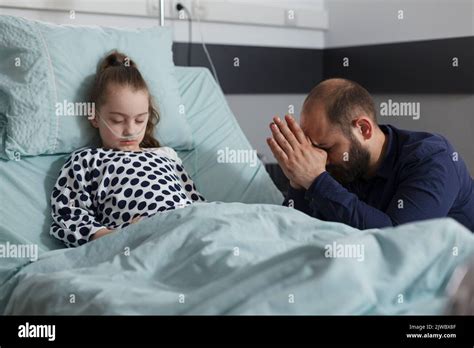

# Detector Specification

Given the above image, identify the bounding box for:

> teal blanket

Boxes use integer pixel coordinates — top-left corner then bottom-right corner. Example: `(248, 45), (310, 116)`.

(1, 202), (473, 315)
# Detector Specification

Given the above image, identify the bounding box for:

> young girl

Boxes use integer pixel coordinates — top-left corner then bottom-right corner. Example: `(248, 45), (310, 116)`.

(50, 51), (205, 248)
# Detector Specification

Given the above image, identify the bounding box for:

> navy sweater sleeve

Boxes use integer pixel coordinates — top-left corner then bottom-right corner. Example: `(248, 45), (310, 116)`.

(283, 186), (312, 216)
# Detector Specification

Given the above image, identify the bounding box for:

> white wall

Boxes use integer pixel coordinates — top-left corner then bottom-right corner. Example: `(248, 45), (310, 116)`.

(373, 94), (474, 174)
(226, 94), (306, 162)
(0, 0), (326, 48)
(325, 0), (473, 48)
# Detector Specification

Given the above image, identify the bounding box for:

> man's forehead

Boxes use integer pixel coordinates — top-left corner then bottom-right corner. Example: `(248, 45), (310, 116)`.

(301, 114), (325, 135)
(301, 113), (338, 145)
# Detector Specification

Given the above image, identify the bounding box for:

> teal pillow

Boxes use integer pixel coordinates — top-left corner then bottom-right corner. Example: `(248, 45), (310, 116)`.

(0, 15), (194, 160)
(175, 67), (284, 205)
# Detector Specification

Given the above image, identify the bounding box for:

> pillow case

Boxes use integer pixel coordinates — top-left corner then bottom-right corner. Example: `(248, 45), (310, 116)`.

(0, 15), (194, 160)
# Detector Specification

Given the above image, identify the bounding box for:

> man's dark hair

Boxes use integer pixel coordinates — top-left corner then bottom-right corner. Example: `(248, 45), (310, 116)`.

(302, 78), (377, 138)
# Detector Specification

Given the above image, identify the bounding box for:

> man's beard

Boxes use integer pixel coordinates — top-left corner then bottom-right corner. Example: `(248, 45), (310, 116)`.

(326, 136), (371, 185)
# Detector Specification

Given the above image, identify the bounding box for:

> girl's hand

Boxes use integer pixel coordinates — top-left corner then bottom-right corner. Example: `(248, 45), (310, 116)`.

(92, 217), (141, 241)
(131, 216), (142, 224)
(91, 228), (115, 241)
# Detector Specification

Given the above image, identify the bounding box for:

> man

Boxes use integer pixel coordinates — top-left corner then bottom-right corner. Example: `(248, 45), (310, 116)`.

(267, 78), (474, 231)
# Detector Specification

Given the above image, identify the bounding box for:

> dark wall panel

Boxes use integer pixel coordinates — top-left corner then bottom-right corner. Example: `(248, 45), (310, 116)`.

(324, 36), (474, 94)
(173, 42), (323, 94)
(173, 37), (474, 94)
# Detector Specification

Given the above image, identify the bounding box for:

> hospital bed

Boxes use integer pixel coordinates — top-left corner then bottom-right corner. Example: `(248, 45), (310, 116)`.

(1, 13), (473, 315)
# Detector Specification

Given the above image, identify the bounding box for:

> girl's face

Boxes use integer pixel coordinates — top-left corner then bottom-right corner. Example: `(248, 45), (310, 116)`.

(91, 84), (149, 151)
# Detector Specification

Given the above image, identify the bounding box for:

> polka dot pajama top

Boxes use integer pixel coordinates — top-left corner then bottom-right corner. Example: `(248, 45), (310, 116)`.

(50, 147), (206, 248)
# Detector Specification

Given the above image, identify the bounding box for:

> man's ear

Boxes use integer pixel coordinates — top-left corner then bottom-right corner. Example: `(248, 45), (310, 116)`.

(352, 116), (373, 141)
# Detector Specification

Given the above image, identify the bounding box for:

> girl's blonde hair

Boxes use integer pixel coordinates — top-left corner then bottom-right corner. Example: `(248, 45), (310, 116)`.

(90, 50), (160, 148)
